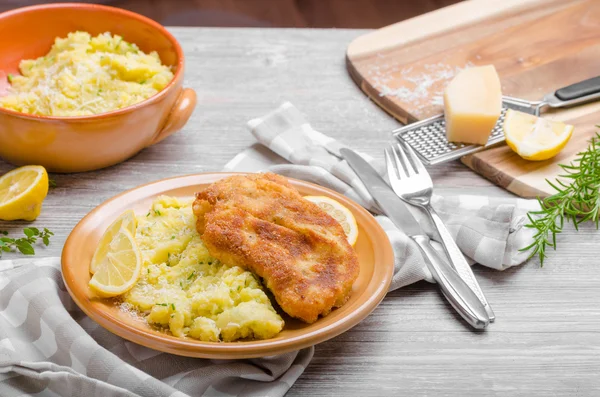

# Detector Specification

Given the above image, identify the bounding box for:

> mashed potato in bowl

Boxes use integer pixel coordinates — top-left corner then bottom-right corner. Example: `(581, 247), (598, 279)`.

(0, 31), (174, 116)
(122, 196), (284, 342)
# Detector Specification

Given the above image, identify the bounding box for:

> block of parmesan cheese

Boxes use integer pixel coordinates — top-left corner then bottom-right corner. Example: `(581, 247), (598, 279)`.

(443, 65), (502, 145)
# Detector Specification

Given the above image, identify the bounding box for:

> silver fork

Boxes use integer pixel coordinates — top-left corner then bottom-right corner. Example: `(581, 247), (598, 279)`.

(385, 141), (496, 322)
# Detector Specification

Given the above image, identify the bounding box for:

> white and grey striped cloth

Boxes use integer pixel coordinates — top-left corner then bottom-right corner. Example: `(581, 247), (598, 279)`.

(232, 102), (540, 288)
(0, 102), (538, 397)
(0, 258), (311, 397)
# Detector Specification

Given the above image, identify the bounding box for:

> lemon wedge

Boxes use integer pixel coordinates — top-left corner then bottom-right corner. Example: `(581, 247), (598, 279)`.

(89, 227), (142, 297)
(0, 165), (49, 221)
(504, 109), (574, 161)
(90, 210), (137, 274)
(304, 195), (359, 246)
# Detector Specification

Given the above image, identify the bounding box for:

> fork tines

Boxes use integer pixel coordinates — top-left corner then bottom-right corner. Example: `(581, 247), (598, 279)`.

(385, 142), (430, 181)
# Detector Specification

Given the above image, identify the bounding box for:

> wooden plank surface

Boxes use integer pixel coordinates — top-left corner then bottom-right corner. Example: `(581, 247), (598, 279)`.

(0, 28), (599, 396)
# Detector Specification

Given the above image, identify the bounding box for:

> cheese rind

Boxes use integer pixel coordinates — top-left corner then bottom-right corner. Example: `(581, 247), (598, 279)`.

(443, 65), (502, 145)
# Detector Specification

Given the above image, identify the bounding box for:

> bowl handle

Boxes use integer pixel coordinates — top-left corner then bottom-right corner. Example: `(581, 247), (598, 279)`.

(149, 87), (197, 146)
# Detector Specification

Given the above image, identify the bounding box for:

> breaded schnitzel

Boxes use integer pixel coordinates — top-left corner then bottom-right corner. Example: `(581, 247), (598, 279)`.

(193, 173), (360, 323)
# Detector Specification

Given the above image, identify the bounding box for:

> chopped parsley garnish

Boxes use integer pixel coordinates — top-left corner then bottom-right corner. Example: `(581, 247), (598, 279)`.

(155, 303), (175, 311)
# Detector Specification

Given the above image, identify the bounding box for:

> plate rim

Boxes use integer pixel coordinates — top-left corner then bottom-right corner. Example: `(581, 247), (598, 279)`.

(61, 172), (394, 358)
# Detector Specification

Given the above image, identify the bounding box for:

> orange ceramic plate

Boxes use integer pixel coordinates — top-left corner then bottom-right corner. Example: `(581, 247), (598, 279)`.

(62, 173), (394, 359)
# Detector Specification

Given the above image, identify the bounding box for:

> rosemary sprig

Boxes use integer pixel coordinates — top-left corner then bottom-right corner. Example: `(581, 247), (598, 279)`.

(521, 132), (600, 265)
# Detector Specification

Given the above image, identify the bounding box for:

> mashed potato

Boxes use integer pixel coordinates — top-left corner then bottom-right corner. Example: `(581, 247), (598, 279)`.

(122, 196), (284, 342)
(0, 31), (174, 116)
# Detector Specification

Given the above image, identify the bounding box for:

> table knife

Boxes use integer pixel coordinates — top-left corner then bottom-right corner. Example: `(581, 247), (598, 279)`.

(340, 148), (490, 329)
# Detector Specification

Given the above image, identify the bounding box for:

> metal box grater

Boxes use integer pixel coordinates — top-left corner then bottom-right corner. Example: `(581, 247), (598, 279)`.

(393, 98), (541, 165)
(392, 77), (600, 165)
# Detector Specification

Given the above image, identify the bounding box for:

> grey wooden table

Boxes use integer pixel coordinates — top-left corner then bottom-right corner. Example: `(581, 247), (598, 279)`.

(1, 28), (599, 396)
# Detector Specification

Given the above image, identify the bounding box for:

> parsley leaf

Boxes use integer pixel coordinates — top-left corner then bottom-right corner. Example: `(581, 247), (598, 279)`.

(0, 228), (54, 258)
(16, 240), (34, 255)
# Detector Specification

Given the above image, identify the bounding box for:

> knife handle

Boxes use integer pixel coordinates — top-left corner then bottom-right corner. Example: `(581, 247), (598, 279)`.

(554, 76), (600, 101)
(425, 205), (496, 322)
(411, 234), (490, 329)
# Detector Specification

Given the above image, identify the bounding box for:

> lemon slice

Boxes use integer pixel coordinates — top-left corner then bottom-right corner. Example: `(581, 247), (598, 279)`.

(89, 227), (142, 297)
(304, 195), (358, 246)
(90, 210), (137, 274)
(504, 109), (574, 161)
(0, 165), (49, 221)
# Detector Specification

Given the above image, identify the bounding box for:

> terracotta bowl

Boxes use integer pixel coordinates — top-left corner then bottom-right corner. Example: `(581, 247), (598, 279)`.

(62, 173), (395, 359)
(0, 3), (197, 173)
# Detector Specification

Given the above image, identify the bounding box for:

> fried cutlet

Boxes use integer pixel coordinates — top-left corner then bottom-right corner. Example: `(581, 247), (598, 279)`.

(192, 173), (360, 323)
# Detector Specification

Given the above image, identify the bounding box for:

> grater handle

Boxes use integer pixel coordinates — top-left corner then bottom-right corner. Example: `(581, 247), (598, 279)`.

(555, 76), (600, 101)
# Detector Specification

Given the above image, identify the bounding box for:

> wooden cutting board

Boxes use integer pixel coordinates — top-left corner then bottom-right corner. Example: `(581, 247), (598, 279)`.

(347, 0), (600, 198)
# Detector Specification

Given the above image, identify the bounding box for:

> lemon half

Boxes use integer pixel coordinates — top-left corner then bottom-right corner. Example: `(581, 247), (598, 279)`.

(89, 223), (142, 297)
(304, 195), (359, 246)
(0, 165), (48, 221)
(504, 109), (574, 161)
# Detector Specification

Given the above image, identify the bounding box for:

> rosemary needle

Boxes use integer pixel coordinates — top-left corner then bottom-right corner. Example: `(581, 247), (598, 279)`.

(521, 132), (600, 265)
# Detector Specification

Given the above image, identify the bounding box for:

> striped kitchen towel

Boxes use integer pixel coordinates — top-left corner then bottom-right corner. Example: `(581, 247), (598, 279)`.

(227, 102), (540, 289)
(0, 102), (539, 397)
(0, 258), (312, 397)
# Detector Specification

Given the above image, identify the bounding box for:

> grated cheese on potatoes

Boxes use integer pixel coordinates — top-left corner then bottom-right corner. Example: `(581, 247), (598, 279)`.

(0, 31), (174, 116)
(123, 196), (285, 342)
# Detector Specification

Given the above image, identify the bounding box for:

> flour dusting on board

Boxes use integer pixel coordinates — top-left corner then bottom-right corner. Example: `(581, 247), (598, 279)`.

(369, 62), (474, 118)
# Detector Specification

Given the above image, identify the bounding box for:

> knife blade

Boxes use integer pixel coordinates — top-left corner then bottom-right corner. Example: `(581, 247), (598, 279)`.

(340, 149), (423, 236)
(340, 148), (490, 329)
